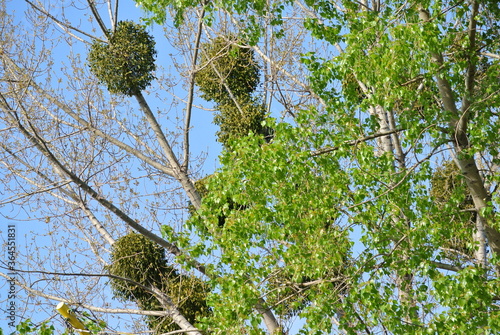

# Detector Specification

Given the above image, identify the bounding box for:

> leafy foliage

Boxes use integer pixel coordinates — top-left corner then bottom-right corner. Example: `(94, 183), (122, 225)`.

(15, 320), (55, 335)
(341, 71), (366, 103)
(265, 236), (351, 319)
(88, 21), (157, 96)
(188, 174), (249, 228)
(181, 1), (500, 332)
(9, 317), (105, 335)
(190, 128), (355, 330)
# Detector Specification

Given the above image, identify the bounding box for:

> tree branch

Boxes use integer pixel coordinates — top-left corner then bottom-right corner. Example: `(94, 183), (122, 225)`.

(1, 141), (116, 246)
(24, 0), (105, 43)
(87, 0), (110, 38)
(0, 271), (167, 317)
(480, 51), (500, 60)
(1, 55), (177, 178)
(134, 91), (202, 208)
(3, 267), (204, 334)
(311, 128), (405, 156)
(182, 7), (206, 171)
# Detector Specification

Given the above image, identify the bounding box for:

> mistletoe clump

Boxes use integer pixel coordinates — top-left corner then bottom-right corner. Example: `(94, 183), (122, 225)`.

(195, 36), (260, 103)
(430, 161), (476, 257)
(195, 36), (271, 147)
(108, 232), (174, 302)
(88, 21), (157, 96)
(214, 97), (268, 146)
(108, 232), (210, 334)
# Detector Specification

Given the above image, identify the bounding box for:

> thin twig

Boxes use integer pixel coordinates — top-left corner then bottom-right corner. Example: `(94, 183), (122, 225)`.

(24, 0), (105, 43)
(311, 128), (405, 156)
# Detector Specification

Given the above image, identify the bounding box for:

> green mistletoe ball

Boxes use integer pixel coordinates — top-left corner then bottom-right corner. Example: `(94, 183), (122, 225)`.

(195, 36), (260, 103)
(88, 21), (157, 96)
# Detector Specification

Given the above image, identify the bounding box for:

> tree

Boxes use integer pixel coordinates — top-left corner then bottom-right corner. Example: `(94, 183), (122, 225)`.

(1, 0), (500, 334)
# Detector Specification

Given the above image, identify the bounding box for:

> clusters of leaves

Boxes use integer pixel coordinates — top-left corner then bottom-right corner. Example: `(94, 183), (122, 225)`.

(108, 233), (210, 334)
(8, 317), (105, 335)
(11, 320), (54, 335)
(195, 36), (270, 146)
(88, 21), (157, 96)
(341, 71), (366, 103)
(188, 161), (352, 320)
(188, 174), (249, 230)
(188, 127), (355, 329)
(265, 271), (314, 318)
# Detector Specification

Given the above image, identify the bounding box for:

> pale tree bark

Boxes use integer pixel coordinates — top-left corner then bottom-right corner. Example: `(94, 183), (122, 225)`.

(182, 6), (205, 171)
(350, 27), (416, 318)
(1, 91), (205, 266)
(419, 4), (500, 261)
(474, 215), (488, 265)
(369, 105), (395, 157)
(134, 91), (202, 209)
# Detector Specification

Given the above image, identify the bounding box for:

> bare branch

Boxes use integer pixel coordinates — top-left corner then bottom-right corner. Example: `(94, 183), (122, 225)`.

(311, 128), (405, 156)
(1, 142), (116, 246)
(0, 56), (177, 177)
(182, 7), (206, 171)
(24, 0), (105, 43)
(0, 271), (167, 316)
(0, 94), (207, 276)
(1, 265), (203, 333)
(87, 0), (110, 38)
(134, 91), (202, 208)
(481, 51), (500, 60)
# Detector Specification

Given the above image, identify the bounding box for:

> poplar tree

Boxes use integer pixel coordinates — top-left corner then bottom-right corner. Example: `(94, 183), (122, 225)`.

(1, 0), (500, 334)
